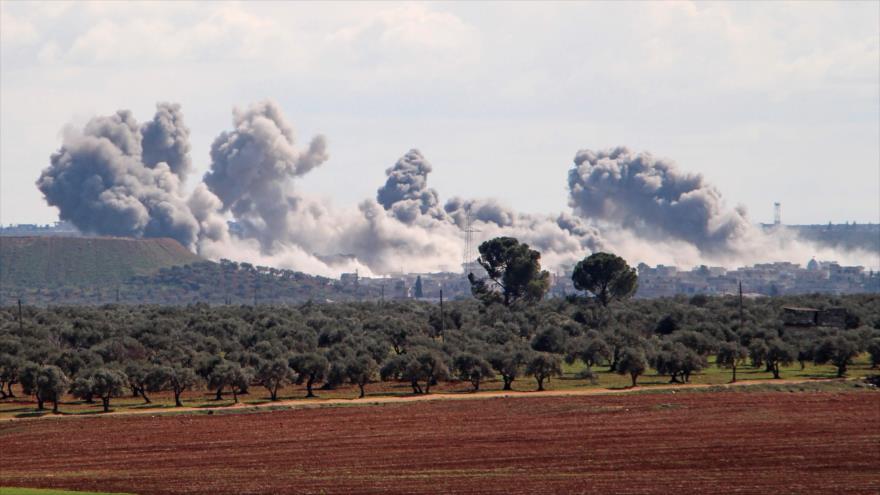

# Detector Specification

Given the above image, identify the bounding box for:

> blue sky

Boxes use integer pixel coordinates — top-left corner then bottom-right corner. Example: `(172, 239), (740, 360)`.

(2, 1), (878, 226)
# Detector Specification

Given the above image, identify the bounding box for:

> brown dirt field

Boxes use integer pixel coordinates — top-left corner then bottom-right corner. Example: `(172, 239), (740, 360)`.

(1, 391), (878, 494)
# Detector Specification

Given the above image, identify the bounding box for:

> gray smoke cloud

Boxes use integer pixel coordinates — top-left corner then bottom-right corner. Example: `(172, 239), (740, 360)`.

(39, 100), (875, 277)
(203, 100), (328, 250)
(444, 197), (516, 228)
(36, 106), (200, 247)
(141, 102), (192, 179)
(568, 146), (751, 252)
(376, 149), (444, 224)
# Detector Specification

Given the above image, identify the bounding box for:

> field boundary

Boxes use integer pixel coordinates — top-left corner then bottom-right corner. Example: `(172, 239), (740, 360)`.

(1, 377), (857, 422)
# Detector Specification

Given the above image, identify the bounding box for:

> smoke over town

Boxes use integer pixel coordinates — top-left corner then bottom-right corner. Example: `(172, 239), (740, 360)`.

(36, 101), (875, 276)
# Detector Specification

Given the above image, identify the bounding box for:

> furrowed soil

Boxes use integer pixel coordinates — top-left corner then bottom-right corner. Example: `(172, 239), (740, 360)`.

(1, 391), (877, 494)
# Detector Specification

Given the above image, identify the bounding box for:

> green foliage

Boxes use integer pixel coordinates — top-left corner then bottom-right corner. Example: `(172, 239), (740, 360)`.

(526, 353), (562, 391)
(469, 237), (550, 306)
(571, 252), (638, 306)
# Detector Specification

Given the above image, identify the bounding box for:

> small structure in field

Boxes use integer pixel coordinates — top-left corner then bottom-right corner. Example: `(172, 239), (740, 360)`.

(782, 306), (847, 328)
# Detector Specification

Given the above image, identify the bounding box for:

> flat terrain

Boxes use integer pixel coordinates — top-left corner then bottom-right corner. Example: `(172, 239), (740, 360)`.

(2, 390), (878, 494)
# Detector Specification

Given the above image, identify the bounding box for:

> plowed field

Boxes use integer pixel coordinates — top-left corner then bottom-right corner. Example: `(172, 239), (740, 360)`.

(2, 391), (878, 494)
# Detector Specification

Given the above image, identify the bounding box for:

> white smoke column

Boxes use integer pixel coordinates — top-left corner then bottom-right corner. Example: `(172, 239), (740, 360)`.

(36, 106), (200, 248)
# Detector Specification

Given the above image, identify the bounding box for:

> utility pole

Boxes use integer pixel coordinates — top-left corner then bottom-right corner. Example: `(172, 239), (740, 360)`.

(738, 281), (744, 332)
(439, 287), (445, 340)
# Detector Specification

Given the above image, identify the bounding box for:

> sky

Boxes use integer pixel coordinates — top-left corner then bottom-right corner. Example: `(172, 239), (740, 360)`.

(2, 1), (879, 227)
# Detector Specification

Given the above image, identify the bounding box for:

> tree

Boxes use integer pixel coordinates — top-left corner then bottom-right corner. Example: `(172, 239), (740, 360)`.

(73, 368), (127, 412)
(147, 365), (199, 407)
(867, 338), (880, 369)
(813, 335), (860, 377)
(21, 364), (69, 413)
(413, 275), (424, 299)
(379, 350), (449, 394)
(468, 237), (550, 306)
(571, 252), (638, 307)
(0, 354), (23, 399)
(453, 353), (495, 391)
(228, 366), (253, 404)
(565, 332), (611, 371)
(765, 339), (796, 379)
(526, 353), (562, 391)
(289, 352), (329, 398)
(652, 342), (706, 383)
(345, 355), (378, 398)
(716, 342), (748, 383)
(255, 358), (291, 401)
(487, 344), (529, 391)
(616, 347), (648, 387)
(125, 362), (155, 404)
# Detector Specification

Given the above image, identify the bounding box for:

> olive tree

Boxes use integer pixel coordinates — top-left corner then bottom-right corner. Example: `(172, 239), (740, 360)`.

(289, 352), (329, 398)
(21, 364), (70, 413)
(255, 358), (292, 401)
(452, 353), (494, 391)
(616, 347), (648, 387)
(526, 353), (562, 391)
(716, 341), (748, 383)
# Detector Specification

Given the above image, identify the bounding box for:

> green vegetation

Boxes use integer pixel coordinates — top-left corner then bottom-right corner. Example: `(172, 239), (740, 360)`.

(1, 238), (380, 306)
(1, 238), (878, 419)
(0, 236), (201, 287)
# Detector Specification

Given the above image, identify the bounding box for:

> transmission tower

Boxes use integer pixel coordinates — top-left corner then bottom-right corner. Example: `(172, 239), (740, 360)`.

(462, 211), (481, 276)
(773, 202), (781, 226)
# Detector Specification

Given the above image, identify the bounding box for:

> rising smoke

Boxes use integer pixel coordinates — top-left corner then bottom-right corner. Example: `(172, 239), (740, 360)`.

(568, 147), (753, 252)
(36, 104), (200, 248)
(37, 100), (874, 276)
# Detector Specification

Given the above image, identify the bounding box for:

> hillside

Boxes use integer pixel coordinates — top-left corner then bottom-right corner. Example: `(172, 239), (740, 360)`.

(0, 237), (377, 305)
(0, 236), (202, 288)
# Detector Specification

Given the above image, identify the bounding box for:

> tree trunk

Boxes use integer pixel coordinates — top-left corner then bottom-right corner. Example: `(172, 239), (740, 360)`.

(140, 389), (151, 404)
(472, 379), (480, 392)
(502, 377), (512, 391)
(536, 377), (544, 391)
(772, 363), (780, 379)
(174, 390), (183, 407)
(358, 383), (365, 398)
(102, 397), (110, 412)
(215, 387), (224, 400)
(306, 377), (315, 398)
(731, 365), (737, 383)
(37, 396), (44, 411)
(630, 372), (638, 387)
(7, 381), (15, 397)
(233, 389), (239, 404)
(52, 399), (59, 414)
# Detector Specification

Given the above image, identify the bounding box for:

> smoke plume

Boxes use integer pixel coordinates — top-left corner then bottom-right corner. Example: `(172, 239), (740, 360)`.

(141, 102), (192, 179)
(36, 106), (200, 247)
(376, 149), (444, 224)
(37, 100), (876, 277)
(203, 101), (328, 251)
(567, 147), (751, 252)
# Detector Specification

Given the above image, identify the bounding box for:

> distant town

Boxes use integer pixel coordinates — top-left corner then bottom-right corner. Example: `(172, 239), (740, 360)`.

(2, 221), (878, 300)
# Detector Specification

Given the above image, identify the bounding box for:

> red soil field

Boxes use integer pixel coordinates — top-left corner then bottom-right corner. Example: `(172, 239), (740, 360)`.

(1, 391), (878, 494)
